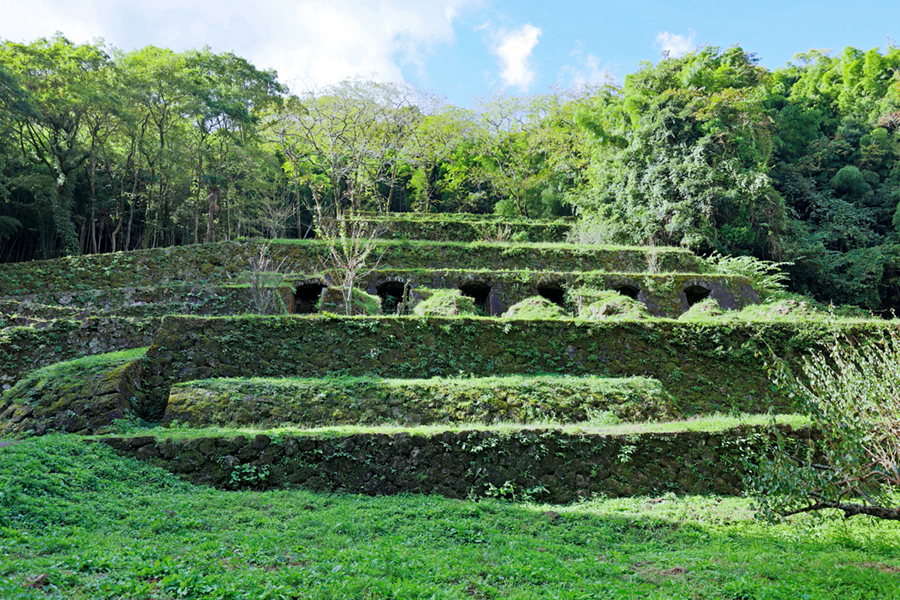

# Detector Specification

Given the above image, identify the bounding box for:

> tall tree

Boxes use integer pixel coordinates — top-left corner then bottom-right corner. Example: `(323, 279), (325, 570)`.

(574, 46), (786, 257)
(267, 80), (422, 216)
(0, 34), (115, 255)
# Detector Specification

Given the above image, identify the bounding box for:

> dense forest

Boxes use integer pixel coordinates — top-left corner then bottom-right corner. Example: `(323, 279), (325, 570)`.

(1, 35), (899, 311)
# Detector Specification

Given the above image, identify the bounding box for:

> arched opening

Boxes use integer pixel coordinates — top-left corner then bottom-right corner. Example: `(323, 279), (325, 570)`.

(294, 283), (324, 314)
(612, 285), (640, 300)
(684, 284), (711, 307)
(537, 283), (566, 307)
(377, 281), (409, 314)
(459, 282), (492, 316)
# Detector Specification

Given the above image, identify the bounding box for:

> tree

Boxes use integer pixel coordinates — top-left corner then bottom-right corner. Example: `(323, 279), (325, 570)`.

(0, 34), (116, 255)
(313, 203), (383, 316)
(749, 328), (900, 521)
(403, 103), (479, 213)
(472, 92), (583, 218)
(267, 80), (422, 216)
(573, 46), (787, 257)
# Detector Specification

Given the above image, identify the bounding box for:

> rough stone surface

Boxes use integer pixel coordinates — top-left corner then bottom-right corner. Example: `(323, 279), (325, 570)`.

(99, 425), (802, 501)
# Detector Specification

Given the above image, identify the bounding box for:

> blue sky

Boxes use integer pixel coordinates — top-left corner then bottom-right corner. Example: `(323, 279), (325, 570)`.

(0, 0), (898, 106)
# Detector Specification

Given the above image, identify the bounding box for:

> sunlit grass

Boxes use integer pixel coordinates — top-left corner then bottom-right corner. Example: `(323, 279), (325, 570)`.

(1, 435), (898, 599)
(96, 412), (810, 441)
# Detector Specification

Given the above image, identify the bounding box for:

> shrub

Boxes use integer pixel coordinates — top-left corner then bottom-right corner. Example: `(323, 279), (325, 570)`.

(413, 289), (478, 317)
(705, 252), (790, 299)
(679, 298), (725, 320)
(502, 296), (567, 320)
(576, 290), (650, 321)
(319, 287), (382, 315)
(748, 327), (900, 521)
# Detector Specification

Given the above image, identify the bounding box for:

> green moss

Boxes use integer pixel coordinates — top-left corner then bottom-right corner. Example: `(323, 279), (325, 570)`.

(319, 287), (383, 316)
(576, 290), (650, 320)
(0, 239), (706, 297)
(502, 296), (568, 319)
(353, 213), (573, 243)
(139, 315), (895, 421)
(106, 412), (808, 441)
(164, 374), (678, 427)
(0, 348), (149, 435)
(680, 298), (726, 320)
(413, 289), (478, 317)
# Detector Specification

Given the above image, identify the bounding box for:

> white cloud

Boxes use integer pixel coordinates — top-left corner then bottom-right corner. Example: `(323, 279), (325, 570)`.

(492, 23), (541, 90)
(655, 31), (695, 58)
(559, 49), (614, 88)
(0, 0), (479, 89)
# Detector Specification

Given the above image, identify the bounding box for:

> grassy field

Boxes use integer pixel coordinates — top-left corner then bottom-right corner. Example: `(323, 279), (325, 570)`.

(2, 435), (900, 599)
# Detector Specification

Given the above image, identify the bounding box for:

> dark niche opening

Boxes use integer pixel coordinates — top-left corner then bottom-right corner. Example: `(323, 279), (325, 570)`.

(684, 284), (711, 307)
(537, 283), (566, 307)
(377, 281), (409, 314)
(459, 282), (492, 316)
(613, 285), (640, 300)
(294, 283), (324, 314)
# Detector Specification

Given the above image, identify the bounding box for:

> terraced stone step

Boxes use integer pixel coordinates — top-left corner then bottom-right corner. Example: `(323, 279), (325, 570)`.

(163, 375), (678, 428)
(96, 417), (807, 502)
(0, 239), (704, 296)
(142, 315), (875, 420)
(0, 284), (292, 319)
(0, 348), (147, 435)
(356, 213), (573, 243)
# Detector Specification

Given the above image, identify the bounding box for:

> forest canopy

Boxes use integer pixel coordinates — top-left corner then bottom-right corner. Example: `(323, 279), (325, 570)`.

(1, 35), (900, 311)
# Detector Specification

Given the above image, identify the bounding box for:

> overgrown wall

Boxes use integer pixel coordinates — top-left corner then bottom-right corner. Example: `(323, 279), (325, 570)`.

(364, 270), (758, 317)
(0, 239), (703, 295)
(98, 425), (795, 502)
(164, 375), (677, 427)
(0, 317), (159, 389)
(140, 315), (875, 419)
(1, 285), (291, 319)
(366, 215), (573, 243)
(1, 351), (144, 435)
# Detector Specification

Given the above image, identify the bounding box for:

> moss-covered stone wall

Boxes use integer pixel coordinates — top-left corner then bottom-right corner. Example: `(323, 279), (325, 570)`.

(98, 425), (795, 502)
(0, 239), (703, 296)
(0, 317), (159, 389)
(1, 285), (291, 319)
(364, 214), (573, 243)
(1, 349), (144, 436)
(164, 375), (677, 428)
(140, 315), (879, 419)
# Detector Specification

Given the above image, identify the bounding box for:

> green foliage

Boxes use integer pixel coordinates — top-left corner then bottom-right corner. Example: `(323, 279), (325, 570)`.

(413, 289), (478, 317)
(749, 326), (900, 521)
(571, 289), (651, 320)
(166, 374), (679, 427)
(679, 298), (726, 320)
(0, 435), (188, 529)
(573, 46), (785, 257)
(706, 252), (790, 298)
(501, 296), (568, 320)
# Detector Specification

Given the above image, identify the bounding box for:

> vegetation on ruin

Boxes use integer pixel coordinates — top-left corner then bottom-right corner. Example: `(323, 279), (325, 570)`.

(165, 374), (678, 427)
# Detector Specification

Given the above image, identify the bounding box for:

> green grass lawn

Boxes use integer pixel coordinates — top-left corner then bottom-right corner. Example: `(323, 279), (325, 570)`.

(2, 435), (899, 600)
